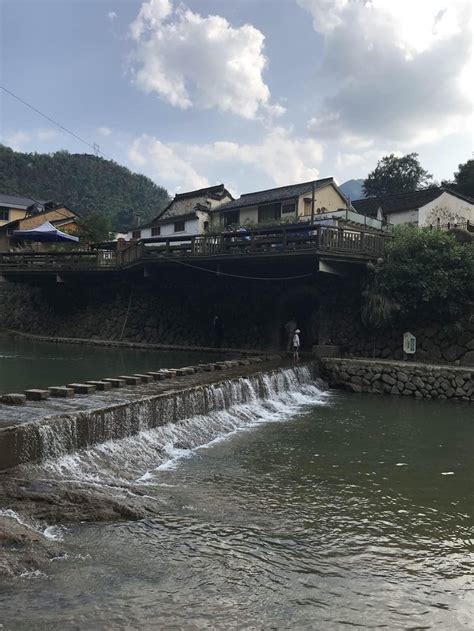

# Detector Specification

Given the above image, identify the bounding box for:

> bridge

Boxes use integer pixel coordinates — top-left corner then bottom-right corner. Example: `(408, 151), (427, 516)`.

(0, 223), (388, 281)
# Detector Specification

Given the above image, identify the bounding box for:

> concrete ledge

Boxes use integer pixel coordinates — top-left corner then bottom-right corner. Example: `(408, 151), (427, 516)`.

(133, 374), (154, 383)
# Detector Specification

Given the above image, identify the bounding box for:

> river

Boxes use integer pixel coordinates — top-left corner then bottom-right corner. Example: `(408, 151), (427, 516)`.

(0, 372), (472, 629)
(0, 336), (225, 393)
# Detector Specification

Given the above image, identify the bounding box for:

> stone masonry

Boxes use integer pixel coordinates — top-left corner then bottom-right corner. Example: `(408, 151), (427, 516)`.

(320, 357), (474, 401)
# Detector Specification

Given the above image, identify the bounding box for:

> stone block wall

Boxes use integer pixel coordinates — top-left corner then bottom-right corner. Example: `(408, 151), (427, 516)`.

(320, 357), (474, 401)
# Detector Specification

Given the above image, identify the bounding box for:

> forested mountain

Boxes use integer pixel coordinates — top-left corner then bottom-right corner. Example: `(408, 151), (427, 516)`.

(0, 145), (170, 231)
(340, 179), (365, 200)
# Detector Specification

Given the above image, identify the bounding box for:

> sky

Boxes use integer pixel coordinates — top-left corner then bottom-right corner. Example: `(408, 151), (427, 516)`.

(0, 0), (472, 198)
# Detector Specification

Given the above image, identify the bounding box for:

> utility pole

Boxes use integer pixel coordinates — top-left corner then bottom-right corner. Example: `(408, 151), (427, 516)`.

(311, 180), (315, 224)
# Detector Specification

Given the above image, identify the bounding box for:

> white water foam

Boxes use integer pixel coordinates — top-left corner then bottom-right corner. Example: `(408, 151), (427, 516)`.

(0, 509), (65, 542)
(28, 366), (329, 488)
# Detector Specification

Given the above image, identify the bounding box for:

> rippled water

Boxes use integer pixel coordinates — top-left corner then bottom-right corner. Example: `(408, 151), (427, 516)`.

(1, 388), (473, 629)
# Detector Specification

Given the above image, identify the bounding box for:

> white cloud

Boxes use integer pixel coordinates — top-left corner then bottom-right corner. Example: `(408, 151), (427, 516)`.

(97, 126), (112, 137)
(299, 0), (473, 146)
(36, 129), (58, 141)
(3, 131), (31, 151)
(108, 11), (118, 21)
(128, 134), (209, 191)
(127, 127), (323, 194)
(129, 0), (284, 119)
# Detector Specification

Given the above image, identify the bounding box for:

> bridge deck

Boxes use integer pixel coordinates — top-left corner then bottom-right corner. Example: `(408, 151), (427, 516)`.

(0, 224), (387, 276)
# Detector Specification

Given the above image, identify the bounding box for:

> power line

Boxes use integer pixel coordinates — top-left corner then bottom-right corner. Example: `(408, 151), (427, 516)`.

(0, 85), (115, 161)
(153, 251), (315, 281)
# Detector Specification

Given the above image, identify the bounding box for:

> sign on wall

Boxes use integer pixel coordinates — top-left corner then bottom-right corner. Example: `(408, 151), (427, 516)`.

(403, 332), (416, 354)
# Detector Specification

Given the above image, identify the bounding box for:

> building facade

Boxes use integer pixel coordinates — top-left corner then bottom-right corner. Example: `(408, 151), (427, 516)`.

(0, 194), (37, 227)
(210, 178), (349, 228)
(352, 187), (474, 228)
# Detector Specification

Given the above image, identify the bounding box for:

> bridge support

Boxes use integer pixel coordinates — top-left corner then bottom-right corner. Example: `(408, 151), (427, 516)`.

(56, 274), (65, 283)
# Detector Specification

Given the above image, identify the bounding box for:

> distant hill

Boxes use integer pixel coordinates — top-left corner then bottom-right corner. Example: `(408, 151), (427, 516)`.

(340, 179), (365, 200)
(0, 145), (170, 232)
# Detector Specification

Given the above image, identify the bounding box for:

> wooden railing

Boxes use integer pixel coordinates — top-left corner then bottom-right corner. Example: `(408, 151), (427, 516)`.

(0, 225), (387, 273)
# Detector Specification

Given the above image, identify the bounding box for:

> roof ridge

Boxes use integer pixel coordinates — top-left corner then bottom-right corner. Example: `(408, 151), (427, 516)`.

(354, 186), (442, 203)
(240, 177), (333, 198)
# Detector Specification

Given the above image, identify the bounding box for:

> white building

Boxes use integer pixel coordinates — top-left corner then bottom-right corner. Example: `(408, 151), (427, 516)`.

(352, 187), (474, 228)
(124, 184), (233, 241)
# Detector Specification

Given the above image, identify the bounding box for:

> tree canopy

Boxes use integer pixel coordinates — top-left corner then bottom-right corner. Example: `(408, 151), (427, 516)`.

(0, 145), (171, 232)
(363, 153), (432, 198)
(450, 159), (474, 197)
(362, 226), (474, 327)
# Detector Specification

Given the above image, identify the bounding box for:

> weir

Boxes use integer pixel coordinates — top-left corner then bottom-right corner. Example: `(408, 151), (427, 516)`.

(0, 363), (323, 472)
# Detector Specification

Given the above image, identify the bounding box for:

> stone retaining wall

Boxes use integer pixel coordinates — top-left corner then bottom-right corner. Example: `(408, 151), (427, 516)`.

(320, 357), (474, 401)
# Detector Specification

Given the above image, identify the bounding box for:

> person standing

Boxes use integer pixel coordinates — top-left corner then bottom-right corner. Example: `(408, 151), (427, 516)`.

(284, 317), (297, 352)
(292, 328), (301, 363)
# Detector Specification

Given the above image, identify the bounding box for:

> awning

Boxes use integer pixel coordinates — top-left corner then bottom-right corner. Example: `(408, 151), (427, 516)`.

(12, 221), (79, 243)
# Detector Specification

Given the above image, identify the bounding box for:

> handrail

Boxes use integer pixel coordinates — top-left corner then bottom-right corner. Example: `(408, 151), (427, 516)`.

(0, 225), (387, 273)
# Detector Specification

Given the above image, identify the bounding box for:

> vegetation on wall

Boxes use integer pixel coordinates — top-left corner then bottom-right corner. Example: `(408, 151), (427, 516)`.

(363, 153), (432, 198)
(0, 145), (170, 232)
(362, 226), (474, 328)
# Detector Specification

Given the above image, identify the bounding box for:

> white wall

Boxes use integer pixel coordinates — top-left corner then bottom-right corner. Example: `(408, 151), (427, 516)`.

(418, 192), (473, 227)
(124, 218), (201, 241)
(387, 209), (419, 225)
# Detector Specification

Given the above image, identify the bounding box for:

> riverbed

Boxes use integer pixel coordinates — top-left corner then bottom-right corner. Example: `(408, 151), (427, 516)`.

(0, 380), (472, 629)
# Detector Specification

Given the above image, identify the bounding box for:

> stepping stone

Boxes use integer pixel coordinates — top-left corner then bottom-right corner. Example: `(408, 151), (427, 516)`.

(25, 389), (50, 401)
(67, 383), (97, 395)
(1, 393), (27, 406)
(48, 386), (75, 398)
(134, 374), (153, 383)
(102, 378), (126, 388)
(147, 371), (165, 380)
(163, 370), (176, 378)
(198, 364), (214, 372)
(118, 375), (141, 385)
(87, 380), (113, 391)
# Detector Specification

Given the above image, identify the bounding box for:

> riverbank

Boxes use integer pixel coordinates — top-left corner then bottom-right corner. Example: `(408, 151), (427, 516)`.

(320, 357), (474, 401)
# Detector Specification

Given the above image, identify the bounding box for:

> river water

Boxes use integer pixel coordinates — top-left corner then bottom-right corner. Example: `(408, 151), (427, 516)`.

(0, 374), (472, 629)
(0, 336), (224, 393)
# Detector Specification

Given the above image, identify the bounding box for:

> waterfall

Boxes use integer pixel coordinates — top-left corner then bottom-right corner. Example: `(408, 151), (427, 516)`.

(11, 365), (327, 481)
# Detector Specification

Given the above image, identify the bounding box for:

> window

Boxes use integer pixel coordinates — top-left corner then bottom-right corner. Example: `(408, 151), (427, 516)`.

(282, 203), (295, 214)
(132, 230), (141, 239)
(151, 226), (161, 236)
(0, 207), (9, 221)
(174, 221), (185, 232)
(258, 203), (280, 223)
(303, 199), (312, 216)
(203, 221), (209, 232)
(220, 210), (240, 227)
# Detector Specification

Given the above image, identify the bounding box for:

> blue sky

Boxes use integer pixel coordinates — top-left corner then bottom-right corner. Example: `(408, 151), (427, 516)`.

(1, 0), (472, 197)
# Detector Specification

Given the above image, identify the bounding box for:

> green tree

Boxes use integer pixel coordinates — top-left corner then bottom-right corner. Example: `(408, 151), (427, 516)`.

(449, 159), (474, 197)
(362, 226), (474, 325)
(363, 153), (432, 198)
(76, 211), (113, 244)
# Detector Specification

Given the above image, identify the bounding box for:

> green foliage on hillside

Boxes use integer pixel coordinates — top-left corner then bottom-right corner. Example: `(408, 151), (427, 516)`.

(362, 226), (474, 327)
(0, 145), (170, 232)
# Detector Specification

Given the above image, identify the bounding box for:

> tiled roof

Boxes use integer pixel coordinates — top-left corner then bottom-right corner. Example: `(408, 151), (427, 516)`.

(0, 193), (39, 208)
(212, 177), (335, 212)
(352, 187), (474, 217)
(174, 184), (232, 201)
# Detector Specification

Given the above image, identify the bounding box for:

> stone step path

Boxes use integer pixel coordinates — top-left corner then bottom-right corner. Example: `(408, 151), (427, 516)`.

(0, 355), (283, 407)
